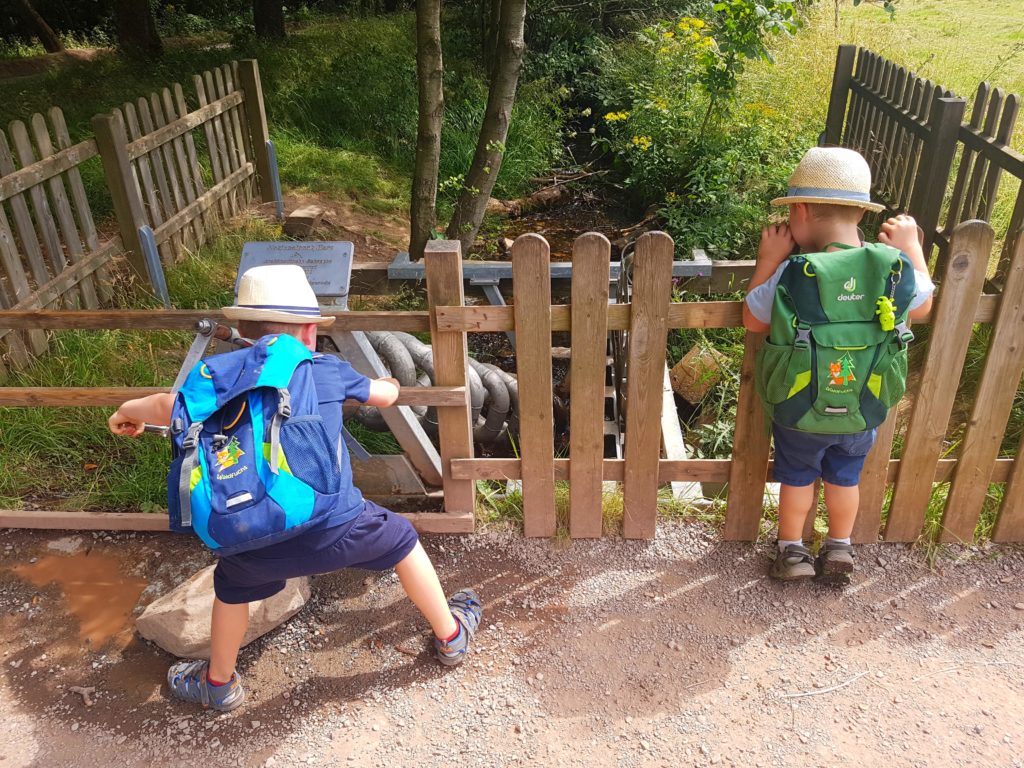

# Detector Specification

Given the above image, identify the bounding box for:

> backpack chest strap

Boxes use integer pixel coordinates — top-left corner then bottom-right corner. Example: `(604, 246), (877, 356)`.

(268, 388), (291, 475)
(178, 421), (204, 527)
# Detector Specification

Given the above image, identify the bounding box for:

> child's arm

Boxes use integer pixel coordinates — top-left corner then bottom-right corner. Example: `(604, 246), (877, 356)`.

(365, 377), (400, 408)
(107, 393), (175, 437)
(879, 213), (934, 320)
(742, 223), (795, 332)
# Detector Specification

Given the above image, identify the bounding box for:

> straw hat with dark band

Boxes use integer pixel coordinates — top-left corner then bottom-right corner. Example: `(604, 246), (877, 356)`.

(771, 146), (885, 212)
(223, 264), (336, 326)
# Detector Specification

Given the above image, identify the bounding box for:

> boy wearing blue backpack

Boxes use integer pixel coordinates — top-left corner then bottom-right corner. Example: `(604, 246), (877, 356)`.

(742, 147), (936, 582)
(108, 264), (481, 711)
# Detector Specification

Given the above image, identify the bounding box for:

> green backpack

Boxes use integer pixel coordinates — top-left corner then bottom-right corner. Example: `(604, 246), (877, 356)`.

(755, 243), (917, 434)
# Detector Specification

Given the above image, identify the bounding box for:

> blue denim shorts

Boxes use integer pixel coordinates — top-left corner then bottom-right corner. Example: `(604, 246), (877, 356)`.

(772, 423), (877, 488)
(213, 500), (419, 604)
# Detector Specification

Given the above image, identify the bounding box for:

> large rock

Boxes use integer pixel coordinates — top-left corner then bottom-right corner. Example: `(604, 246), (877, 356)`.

(136, 566), (310, 658)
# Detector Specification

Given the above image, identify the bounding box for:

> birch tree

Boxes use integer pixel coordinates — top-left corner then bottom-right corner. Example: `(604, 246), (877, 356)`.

(410, 0), (444, 260)
(445, 0), (527, 252)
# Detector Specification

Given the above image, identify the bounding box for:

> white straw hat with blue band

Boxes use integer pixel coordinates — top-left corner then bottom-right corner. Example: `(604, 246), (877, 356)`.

(223, 264), (336, 326)
(770, 146), (885, 212)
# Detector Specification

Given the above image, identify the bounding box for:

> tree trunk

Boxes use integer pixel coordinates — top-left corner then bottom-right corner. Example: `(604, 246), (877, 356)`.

(446, 0), (527, 252)
(114, 0), (163, 58)
(409, 0), (444, 261)
(253, 0), (286, 39)
(16, 0), (63, 53)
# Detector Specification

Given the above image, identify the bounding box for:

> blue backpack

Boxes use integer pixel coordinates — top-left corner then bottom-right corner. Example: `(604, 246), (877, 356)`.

(167, 333), (343, 555)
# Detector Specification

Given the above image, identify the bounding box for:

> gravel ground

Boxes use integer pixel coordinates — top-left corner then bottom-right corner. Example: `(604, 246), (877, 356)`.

(1, 521), (1022, 768)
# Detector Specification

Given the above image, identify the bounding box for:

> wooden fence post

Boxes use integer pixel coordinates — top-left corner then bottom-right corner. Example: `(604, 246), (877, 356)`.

(91, 110), (148, 279)
(569, 232), (611, 538)
(723, 331), (771, 540)
(622, 232), (673, 539)
(942, 232), (1024, 542)
(823, 45), (857, 146)
(909, 95), (966, 255)
(513, 234), (556, 537)
(235, 59), (275, 205)
(425, 240), (476, 520)
(885, 220), (993, 541)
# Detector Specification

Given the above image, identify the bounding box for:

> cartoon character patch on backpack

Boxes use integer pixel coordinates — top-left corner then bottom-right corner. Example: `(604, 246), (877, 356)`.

(754, 243), (917, 434)
(167, 334), (343, 555)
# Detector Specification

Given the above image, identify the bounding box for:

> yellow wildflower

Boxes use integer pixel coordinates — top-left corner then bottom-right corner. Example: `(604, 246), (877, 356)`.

(604, 111), (630, 122)
(631, 135), (653, 151)
(663, 31), (675, 38)
(653, 97), (668, 111)
(658, 46), (671, 55)
(690, 32), (702, 42)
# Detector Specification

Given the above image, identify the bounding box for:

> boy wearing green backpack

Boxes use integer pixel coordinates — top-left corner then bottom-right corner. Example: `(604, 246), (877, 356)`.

(742, 147), (935, 582)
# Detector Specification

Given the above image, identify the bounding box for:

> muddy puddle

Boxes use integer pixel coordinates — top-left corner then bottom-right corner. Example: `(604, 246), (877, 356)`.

(11, 548), (148, 650)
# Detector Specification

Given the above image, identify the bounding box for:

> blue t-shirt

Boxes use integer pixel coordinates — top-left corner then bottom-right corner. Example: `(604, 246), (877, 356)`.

(310, 353), (372, 528)
(745, 260), (935, 324)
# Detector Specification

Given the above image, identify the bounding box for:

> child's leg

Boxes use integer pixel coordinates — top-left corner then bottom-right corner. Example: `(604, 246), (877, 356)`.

(394, 541), (458, 640)
(777, 482), (817, 542)
(822, 481), (859, 540)
(209, 598), (249, 683)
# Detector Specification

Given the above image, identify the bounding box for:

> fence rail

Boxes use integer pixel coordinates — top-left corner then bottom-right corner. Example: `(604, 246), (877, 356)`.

(3, 221), (1022, 545)
(0, 59), (274, 382)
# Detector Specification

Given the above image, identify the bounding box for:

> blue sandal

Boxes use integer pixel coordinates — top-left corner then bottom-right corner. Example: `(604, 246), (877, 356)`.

(167, 660), (246, 711)
(435, 588), (483, 666)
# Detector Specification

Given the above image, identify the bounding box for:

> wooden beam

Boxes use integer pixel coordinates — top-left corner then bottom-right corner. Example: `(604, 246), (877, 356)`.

(125, 92), (243, 160)
(0, 138), (98, 204)
(432, 295), (998, 334)
(0, 508), (475, 535)
(152, 163), (254, 243)
(0, 309), (431, 332)
(0, 385), (467, 408)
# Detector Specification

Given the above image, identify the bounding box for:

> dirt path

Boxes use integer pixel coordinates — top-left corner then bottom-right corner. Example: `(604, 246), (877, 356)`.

(1, 522), (1022, 767)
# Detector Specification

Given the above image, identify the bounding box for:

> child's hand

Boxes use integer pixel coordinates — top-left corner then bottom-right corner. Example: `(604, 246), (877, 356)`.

(758, 223), (795, 268)
(879, 214), (922, 255)
(108, 407), (144, 438)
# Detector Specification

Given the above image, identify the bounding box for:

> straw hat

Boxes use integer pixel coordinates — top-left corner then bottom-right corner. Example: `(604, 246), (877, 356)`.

(223, 264), (335, 326)
(771, 147), (885, 212)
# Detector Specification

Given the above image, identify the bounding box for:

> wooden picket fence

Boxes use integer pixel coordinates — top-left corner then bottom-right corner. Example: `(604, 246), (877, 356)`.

(0, 59), (275, 382)
(3, 221), (1024, 545)
(823, 45), (1021, 273)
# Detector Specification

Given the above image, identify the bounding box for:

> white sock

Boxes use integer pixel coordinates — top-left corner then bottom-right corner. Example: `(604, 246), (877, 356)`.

(778, 538), (802, 552)
(827, 536), (852, 546)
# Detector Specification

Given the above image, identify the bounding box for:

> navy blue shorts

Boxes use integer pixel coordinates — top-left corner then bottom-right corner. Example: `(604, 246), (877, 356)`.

(772, 424), (876, 488)
(213, 500), (419, 604)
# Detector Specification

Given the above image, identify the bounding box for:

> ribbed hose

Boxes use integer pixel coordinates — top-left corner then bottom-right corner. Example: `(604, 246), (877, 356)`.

(349, 331), (518, 445)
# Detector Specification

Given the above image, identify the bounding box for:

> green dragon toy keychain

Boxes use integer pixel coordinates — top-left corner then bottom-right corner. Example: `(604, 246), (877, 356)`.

(875, 296), (896, 332)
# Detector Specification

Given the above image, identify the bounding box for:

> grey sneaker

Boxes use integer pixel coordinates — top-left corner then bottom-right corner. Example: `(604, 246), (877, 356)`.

(815, 541), (855, 583)
(166, 660), (246, 711)
(435, 588), (482, 666)
(769, 543), (816, 581)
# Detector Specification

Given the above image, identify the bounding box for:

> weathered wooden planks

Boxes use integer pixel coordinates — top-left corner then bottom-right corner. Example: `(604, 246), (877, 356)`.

(424, 241), (476, 523)
(885, 221), (993, 541)
(512, 234), (556, 537)
(622, 232), (673, 539)
(723, 330), (771, 541)
(569, 233), (611, 538)
(941, 234), (1024, 541)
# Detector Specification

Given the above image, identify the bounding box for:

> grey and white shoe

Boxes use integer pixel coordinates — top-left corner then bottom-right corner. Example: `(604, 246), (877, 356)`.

(769, 543), (816, 581)
(815, 541), (855, 584)
(166, 660), (245, 711)
(434, 588), (482, 666)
